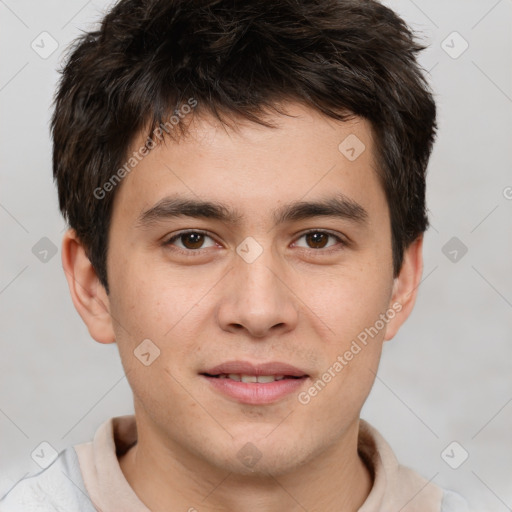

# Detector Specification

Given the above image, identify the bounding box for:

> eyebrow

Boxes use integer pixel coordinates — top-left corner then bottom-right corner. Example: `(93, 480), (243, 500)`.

(136, 193), (368, 228)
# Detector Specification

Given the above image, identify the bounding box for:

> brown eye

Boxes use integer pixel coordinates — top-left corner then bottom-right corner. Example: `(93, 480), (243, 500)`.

(180, 232), (205, 249)
(165, 231), (217, 252)
(305, 232), (329, 249)
(295, 230), (343, 251)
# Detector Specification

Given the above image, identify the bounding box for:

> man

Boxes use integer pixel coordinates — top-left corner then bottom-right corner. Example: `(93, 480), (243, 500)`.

(1, 0), (469, 510)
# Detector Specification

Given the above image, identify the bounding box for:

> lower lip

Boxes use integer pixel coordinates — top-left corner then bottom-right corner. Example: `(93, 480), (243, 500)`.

(202, 376), (308, 405)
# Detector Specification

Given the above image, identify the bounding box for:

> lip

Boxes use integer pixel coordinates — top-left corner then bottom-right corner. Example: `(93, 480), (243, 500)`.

(203, 360), (308, 377)
(200, 360), (309, 405)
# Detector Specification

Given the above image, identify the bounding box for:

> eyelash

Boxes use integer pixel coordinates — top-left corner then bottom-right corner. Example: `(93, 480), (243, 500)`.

(163, 229), (347, 256)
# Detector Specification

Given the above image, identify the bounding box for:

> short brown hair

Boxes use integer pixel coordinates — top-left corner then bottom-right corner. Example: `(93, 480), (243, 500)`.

(52, 0), (437, 293)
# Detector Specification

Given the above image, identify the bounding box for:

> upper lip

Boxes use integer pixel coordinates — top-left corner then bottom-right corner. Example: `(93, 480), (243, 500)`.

(202, 361), (309, 377)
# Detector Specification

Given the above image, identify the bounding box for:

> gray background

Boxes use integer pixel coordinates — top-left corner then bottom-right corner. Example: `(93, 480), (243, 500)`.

(0, 1), (511, 510)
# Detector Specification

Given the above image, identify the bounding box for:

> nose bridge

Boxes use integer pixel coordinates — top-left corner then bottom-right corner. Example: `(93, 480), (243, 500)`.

(236, 240), (286, 310)
(216, 238), (299, 337)
(240, 252), (280, 301)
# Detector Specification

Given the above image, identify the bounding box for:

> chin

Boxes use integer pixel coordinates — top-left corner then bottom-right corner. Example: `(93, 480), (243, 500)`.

(223, 453), (307, 479)
(207, 436), (317, 478)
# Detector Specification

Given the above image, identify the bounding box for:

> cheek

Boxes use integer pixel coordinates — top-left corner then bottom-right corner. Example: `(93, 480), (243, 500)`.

(107, 273), (200, 418)
(298, 273), (390, 419)
(107, 260), (207, 381)
(306, 262), (393, 342)
(108, 254), (185, 337)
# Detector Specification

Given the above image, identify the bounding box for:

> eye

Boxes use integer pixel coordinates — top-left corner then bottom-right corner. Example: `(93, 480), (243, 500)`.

(164, 230), (218, 252)
(293, 230), (346, 251)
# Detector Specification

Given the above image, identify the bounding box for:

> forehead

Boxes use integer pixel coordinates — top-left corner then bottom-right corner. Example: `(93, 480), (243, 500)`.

(110, 102), (386, 227)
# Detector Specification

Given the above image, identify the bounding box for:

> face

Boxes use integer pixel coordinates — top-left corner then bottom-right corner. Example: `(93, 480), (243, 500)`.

(72, 102), (418, 476)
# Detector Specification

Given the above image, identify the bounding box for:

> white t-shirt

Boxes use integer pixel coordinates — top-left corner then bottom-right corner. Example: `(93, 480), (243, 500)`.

(0, 415), (469, 511)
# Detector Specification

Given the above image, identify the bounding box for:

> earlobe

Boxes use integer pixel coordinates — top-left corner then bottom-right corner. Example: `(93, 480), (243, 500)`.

(61, 229), (116, 344)
(384, 235), (424, 341)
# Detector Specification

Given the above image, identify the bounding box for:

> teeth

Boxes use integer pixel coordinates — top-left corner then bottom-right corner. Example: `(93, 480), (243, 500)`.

(256, 375), (276, 383)
(224, 374), (288, 383)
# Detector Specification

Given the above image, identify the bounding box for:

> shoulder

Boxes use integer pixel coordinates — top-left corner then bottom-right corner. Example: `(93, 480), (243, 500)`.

(441, 489), (471, 512)
(0, 447), (96, 512)
(358, 419), (470, 512)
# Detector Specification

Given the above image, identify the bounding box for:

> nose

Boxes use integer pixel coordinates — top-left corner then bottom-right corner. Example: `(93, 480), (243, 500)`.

(215, 247), (300, 339)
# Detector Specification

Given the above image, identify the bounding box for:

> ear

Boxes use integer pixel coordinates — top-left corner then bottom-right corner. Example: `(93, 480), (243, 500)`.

(61, 228), (116, 344)
(384, 235), (424, 341)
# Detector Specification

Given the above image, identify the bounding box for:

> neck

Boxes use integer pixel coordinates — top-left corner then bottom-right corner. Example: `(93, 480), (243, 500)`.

(119, 417), (373, 512)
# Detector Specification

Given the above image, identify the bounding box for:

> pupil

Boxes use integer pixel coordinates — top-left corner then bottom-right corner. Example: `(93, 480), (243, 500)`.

(183, 233), (204, 249)
(307, 232), (327, 249)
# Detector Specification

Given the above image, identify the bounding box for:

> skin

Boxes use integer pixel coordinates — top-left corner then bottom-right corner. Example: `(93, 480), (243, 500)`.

(62, 101), (423, 512)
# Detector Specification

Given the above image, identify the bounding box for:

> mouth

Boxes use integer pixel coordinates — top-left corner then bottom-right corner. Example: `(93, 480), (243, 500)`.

(200, 361), (310, 405)
(202, 373), (306, 383)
